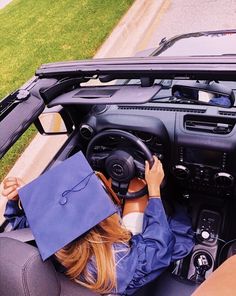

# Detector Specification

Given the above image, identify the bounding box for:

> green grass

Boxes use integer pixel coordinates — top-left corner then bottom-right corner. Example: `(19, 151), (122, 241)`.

(0, 0), (134, 98)
(0, 125), (37, 182)
(0, 0), (134, 182)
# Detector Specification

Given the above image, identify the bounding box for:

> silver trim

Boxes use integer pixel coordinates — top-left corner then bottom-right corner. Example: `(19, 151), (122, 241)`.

(80, 124), (94, 139)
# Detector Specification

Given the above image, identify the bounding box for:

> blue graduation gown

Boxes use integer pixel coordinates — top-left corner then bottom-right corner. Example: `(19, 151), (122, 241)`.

(113, 198), (194, 295)
(4, 200), (29, 229)
(80, 198), (194, 295)
(4, 198), (194, 295)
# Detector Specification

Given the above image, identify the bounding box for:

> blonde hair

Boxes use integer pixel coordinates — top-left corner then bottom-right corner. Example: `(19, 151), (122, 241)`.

(55, 213), (131, 294)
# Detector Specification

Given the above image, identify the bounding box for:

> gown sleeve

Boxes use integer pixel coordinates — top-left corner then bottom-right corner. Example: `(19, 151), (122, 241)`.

(115, 198), (195, 295)
(168, 202), (195, 261)
(4, 200), (29, 229)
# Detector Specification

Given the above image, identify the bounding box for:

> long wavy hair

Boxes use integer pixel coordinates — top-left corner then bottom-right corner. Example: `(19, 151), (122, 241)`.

(55, 213), (131, 294)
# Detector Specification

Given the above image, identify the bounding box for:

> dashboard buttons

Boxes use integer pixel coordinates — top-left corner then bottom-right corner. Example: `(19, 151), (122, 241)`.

(201, 230), (210, 240)
(197, 210), (221, 246)
(173, 161), (234, 197)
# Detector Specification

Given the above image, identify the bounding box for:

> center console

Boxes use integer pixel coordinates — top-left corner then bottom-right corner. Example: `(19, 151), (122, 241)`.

(172, 146), (234, 197)
(172, 208), (222, 285)
(187, 209), (221, 283)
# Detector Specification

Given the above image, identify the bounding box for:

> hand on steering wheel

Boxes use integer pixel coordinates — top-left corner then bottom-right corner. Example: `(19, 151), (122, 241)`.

(145, 155), (164, 197)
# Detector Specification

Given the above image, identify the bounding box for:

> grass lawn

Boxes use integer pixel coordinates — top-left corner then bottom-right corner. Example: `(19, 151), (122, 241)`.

(0, 0), (134, 182)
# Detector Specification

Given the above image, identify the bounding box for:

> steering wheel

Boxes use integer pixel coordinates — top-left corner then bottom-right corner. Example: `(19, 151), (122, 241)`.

(86, 129), (154, 199)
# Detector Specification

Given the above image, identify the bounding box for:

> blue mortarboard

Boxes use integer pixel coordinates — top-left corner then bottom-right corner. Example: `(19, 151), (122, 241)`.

(18, 151), (117, 261)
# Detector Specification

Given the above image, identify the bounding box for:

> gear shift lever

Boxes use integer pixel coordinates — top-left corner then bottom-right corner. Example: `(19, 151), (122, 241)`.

(192, 252), (212, 283)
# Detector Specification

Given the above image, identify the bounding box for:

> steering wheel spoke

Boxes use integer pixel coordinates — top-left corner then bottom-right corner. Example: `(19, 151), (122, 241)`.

(89, 152), (110, 170)
(111, 180), (129, 197)
(133, 159), (145, 179)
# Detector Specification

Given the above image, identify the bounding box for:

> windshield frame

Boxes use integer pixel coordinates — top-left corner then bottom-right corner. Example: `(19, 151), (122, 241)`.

(151, 29), (236, 57)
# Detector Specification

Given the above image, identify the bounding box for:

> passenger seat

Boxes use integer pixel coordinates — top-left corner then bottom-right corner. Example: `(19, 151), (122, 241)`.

(0, 237), (99, 296)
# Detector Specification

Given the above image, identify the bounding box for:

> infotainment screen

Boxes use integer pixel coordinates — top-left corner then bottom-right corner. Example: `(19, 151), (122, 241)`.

(185, 147), (222, 167)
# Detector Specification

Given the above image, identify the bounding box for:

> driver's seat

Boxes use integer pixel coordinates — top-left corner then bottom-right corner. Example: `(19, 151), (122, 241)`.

(0, 237), (99, 296)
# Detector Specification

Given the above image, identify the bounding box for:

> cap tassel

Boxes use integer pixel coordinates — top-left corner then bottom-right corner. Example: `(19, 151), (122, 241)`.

(59, 172), (95, 205)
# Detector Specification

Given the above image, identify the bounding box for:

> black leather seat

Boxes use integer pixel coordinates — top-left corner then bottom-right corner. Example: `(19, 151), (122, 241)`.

(0, 237), (99, 296)
(0, 231), (199, 296)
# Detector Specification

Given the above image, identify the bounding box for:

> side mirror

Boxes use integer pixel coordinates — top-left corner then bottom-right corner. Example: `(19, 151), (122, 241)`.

(38, 113), (67, 133)
(34, 106), (73, 135)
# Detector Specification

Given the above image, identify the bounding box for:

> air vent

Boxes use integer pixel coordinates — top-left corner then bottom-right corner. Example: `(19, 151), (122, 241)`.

(185, 119), (234, 134)
(80, 124), (94, 139)
(118, 106), (206, 114)
(219, 110), (236, 117)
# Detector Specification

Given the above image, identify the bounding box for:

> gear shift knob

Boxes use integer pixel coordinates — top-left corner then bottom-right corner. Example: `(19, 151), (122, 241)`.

(197, 254), (210, 269)
(192, 252), (213, 283)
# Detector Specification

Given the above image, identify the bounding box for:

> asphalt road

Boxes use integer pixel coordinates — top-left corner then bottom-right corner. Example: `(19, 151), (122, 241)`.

(142, 0), (236, 51)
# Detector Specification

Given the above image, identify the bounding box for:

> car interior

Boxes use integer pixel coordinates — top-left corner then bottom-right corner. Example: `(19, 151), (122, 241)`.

(1, 57), (236, 295)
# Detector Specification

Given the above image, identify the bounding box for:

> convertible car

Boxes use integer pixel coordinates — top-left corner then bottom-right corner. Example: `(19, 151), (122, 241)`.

(1, 30), (236, 296)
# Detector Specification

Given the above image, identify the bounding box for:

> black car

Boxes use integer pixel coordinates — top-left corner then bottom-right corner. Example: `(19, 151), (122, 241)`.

(1, 30), (236, 296)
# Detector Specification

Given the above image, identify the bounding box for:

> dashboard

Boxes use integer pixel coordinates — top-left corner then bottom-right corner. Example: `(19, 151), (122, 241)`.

(78, 103), (236, 199)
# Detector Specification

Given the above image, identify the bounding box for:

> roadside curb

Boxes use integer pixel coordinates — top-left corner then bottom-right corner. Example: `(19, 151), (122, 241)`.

(95, 0), (165, 58)
(0, 0), (12, 10)
(0, 0), (165, 221)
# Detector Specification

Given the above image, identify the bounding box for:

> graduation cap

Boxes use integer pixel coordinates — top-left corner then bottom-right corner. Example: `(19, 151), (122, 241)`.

(18, 151), (117, 261)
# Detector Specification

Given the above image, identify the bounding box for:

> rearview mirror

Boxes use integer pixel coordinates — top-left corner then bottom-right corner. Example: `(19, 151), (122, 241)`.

(172, 83), (234, 108)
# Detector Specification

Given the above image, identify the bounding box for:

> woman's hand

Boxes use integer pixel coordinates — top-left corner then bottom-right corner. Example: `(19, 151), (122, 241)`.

(145, 155), (164, 198)
(1, 177), (25, 201)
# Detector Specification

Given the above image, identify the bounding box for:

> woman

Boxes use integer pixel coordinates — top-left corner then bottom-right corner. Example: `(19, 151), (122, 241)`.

(2, 156), (194, 295)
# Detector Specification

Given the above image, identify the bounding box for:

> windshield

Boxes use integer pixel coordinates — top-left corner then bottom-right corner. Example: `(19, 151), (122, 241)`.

(155, 33), (236, 57)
